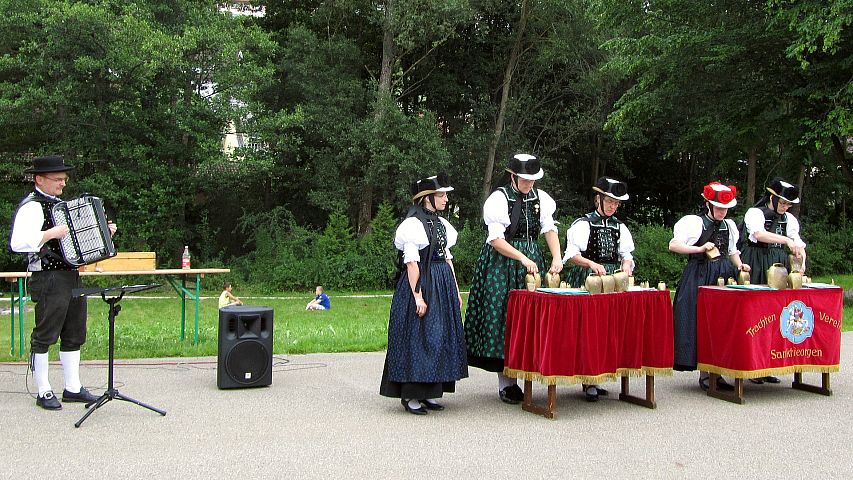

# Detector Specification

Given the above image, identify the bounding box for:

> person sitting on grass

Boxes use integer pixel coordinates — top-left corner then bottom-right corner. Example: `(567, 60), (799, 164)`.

(218, 282), (243, 309)
(306, 286), (331, 311)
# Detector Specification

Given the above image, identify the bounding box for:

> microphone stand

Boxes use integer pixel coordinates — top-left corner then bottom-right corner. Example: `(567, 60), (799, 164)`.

(74, 284), (167, 428)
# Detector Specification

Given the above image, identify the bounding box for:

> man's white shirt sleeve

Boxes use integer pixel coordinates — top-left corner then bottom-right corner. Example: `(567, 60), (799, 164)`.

(10, 202), (45, 253)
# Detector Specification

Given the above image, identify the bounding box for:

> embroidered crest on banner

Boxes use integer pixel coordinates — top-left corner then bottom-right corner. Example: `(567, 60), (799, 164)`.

(780, 300), (814, 344)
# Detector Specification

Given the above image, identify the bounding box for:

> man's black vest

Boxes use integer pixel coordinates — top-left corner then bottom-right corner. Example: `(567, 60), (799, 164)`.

(10, 191), (76, 272)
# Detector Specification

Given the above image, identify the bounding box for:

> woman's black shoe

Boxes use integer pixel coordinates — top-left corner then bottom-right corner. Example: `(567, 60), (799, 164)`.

(401, 399), (428, 415)
(420, 399), (444, 411)
(499, 385), (523, 404)
(750, 375), (781, 384)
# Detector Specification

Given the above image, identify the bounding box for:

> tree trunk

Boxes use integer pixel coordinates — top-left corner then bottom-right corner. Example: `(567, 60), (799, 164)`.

(481, 0), (529, 203)
(793, 162), (806, 217)
(358, 184), (374, 236)
(831, 134), (853, 184)
(831, 135), (853, 223)
(592, 134), (601, 177)
(590, 133), (602, 199)
(358, 0), (396, 235)
(746, 146), (758, 205)
(378, 0), (395, 98)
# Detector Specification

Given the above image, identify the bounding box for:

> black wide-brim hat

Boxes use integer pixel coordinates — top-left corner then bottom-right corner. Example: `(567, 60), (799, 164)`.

(24, 155), (75, 174)
(412, 172), (454, 201)
(505, 153), (544, 180)
(766, 177), (800, 204)
(592, 176), (629, 201)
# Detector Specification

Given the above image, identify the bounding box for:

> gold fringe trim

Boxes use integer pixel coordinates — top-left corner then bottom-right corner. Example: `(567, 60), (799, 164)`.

(503, 367), (673, 386)
(696, 363), (840, 378)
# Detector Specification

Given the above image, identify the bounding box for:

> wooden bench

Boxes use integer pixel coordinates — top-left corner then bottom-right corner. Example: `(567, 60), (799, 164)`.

(79, 252), (156, 272)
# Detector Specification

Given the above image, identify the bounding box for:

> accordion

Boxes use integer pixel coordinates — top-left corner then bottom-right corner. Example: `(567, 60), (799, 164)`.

(50, 195), (117, 266)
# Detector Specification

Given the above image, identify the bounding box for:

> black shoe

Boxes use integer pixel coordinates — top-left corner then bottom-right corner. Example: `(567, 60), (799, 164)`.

(699, 377), (710, 391)
(595, 387), (609, 396)
(716, 377), (735, 392)
(584, 385), (599, 402)
(763, 376), (781, 384)
(420, 399), (444, 411)
(63, 387), (98, 403)
(499, 385), (523, 404)
(749, 377), (765, 385)
(401, 399), (427, 415)
(36, 391), (62, 410)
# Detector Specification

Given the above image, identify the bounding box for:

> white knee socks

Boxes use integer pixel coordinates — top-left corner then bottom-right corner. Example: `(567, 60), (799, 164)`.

(31, 352), (51, 396)
(59, 350), (82, 393)
(498, 373), (516, 390)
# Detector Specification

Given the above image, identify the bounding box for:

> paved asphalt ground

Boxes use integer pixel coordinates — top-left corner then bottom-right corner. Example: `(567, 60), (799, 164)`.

(1, 333), (850, 479)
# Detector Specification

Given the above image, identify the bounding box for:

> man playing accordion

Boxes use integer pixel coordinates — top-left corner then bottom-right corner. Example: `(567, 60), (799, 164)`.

(9, 155), (117, 410)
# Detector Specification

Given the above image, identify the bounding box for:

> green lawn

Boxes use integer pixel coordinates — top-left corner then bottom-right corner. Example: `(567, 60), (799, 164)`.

(1, 293), (400, 361)
(0, 277), (849, 362)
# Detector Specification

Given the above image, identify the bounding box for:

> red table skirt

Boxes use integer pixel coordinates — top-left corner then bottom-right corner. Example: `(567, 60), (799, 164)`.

(504, 289), (674, 385)
(697, 286), (842, 377)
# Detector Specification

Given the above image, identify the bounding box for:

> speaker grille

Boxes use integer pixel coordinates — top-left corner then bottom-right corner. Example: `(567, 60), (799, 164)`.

(225, 340), (271, 384)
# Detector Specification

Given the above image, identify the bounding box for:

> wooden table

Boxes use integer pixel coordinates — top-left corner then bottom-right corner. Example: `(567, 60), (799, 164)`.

(504, 289), (674, 419)
(697, 285), (842, 404)
(2, 268), (229, 356)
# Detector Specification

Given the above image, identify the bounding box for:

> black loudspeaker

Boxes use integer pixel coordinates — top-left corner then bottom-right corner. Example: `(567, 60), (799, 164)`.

(217, 305), (274, 389)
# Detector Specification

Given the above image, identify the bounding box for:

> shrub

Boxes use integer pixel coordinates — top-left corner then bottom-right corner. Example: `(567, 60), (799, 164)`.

(630, 223), (686, 287)
(452, 220), (486, 287)
(221, 212), (853, 292)
(801, 220), (853, 277)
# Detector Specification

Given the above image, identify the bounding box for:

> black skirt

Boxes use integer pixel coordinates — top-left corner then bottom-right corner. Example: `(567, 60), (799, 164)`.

(672, 258), (736, 371)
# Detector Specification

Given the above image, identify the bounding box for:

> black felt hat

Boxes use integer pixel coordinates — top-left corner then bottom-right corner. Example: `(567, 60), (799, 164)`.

(592, 177), (629, 201)
(411, 172), (454, 201)
(24, 155), (75, 174)
(505, 154), (543, 180)
(766, 177), (800, 204)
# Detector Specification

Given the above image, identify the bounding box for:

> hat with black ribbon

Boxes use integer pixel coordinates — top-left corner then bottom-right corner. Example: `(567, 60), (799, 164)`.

(593, 176), (629, 201)
(24, 155), (75, 174)
(411, 173), (454, 201)
(505, 153), (543, 180)
(766, 177), (800, 204)
(702, 181), (737, 208)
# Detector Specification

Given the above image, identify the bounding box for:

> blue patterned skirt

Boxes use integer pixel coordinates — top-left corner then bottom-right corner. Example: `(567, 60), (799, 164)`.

(380, 260), (468, 399)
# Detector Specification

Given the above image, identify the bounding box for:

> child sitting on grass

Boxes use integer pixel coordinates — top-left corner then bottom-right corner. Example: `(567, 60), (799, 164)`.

(218, 282), (243, 309)
(306, 286), (331, 311)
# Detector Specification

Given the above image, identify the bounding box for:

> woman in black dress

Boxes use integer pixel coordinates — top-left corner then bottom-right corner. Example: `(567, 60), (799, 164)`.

(669, 181), (750, 391)
(379, 174), (468, 415)
(739, 177), (806, 384)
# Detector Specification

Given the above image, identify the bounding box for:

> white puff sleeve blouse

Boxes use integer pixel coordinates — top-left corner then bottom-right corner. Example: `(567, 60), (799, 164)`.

(743, 208), (806, 248)
(672, 215), (740, 255)
(482, 189), (558, 244)
(394, 216), (458, 264)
